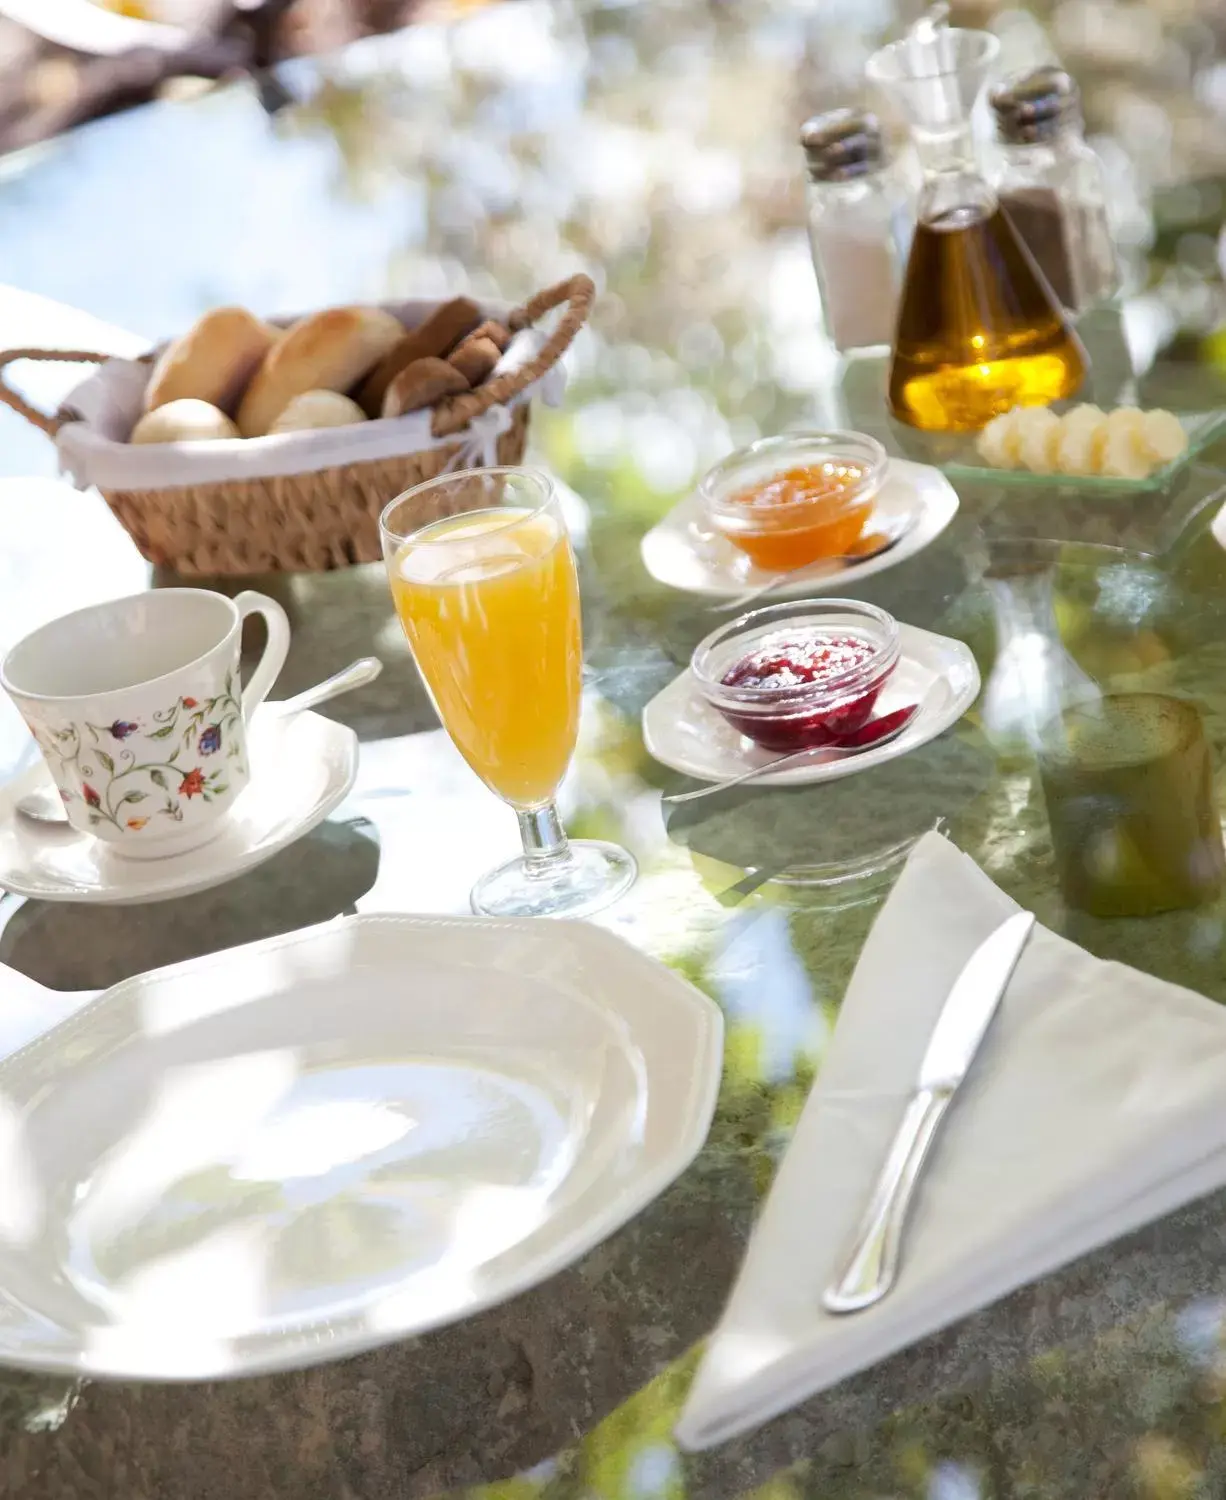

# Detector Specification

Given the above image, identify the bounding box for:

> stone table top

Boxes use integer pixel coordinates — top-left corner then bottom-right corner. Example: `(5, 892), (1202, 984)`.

(6, 3), (1226, 1496)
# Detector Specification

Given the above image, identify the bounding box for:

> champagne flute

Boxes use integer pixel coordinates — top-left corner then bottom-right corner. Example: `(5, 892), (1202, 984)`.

(380, 467), (637, 917)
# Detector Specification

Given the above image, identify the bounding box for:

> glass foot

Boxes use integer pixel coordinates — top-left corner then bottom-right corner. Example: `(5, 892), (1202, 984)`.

(471, 840), (637, 918)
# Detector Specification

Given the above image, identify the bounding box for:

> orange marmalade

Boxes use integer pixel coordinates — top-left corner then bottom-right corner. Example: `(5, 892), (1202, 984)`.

(712, 461), (874, 571)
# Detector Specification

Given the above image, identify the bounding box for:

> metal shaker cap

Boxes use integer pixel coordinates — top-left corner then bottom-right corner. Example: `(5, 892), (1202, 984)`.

(989, 66), (1082, 145)
(800, 109), (885, 182)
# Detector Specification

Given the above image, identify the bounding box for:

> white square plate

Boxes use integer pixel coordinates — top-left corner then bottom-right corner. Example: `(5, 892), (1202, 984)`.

(0, 915), (723, 1379)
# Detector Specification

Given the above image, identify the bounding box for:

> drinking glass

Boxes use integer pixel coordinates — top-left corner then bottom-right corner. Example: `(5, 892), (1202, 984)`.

(1039, 693), (1225, 917)
(380, 467), (637, 917)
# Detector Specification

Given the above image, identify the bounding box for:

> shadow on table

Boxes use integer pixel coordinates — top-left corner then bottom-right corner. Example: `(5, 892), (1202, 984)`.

(663, 730), (997, 901)
(0, 814), (381, 993)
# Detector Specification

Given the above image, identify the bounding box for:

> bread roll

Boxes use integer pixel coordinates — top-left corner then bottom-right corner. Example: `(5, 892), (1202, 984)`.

(237, 306), (406, 437)
(130, 399), (239, 444)
(448, 334), (502, 387)
(357, 297), (482, 416)
(144, 307), (278, 415)
(467, 319), (511, 352)
(381, 357), (469, 419)
(269, 390), (368, 434)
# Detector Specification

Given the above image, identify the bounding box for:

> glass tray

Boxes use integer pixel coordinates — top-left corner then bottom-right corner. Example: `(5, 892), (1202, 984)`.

(935, 409), (1226, 493)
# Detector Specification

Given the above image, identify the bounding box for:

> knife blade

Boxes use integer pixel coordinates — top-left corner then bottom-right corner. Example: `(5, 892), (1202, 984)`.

(822, 910), (1036, 1314)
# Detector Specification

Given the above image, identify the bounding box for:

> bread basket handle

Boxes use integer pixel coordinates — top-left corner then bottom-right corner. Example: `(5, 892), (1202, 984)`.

(0, 348), (113, 438)
(430, 274), (595, 440)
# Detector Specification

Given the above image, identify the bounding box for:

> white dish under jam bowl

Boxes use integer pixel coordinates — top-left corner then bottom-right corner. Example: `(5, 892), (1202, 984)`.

(644, 621), (980, 788)
(640, 457), (958, 600)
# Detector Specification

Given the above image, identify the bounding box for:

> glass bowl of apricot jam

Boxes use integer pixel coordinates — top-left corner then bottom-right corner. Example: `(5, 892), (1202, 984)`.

(699, 431), (888, 573)
(691, 599), (900, 753)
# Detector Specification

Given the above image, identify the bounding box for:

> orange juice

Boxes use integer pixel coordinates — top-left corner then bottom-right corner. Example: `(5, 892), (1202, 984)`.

(391, 508), (582, 807)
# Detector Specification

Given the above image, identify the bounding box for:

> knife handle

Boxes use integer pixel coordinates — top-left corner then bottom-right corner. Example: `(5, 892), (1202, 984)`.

(822, 1085), (952, 1315)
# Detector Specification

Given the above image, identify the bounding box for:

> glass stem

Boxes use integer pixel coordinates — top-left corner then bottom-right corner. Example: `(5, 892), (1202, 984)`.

(517, 802), (572, 876)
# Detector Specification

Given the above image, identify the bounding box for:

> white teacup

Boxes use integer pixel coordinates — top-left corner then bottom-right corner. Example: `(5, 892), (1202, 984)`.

(1, 589), (290, 858)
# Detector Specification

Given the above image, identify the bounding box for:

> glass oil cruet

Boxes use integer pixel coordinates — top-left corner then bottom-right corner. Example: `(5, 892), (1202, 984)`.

(865, 24), (1087, 433)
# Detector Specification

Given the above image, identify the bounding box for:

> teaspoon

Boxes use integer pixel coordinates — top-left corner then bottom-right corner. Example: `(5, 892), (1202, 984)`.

(662, 703), (920, 805)
(711, 515), (916, 615)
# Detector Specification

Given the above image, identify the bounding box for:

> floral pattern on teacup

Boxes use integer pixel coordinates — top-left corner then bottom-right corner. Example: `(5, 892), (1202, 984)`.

(28, 670), (249, 836)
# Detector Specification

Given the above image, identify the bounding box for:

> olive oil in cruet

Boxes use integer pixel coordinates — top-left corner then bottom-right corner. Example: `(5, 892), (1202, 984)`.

(866, 25), (1087, 432)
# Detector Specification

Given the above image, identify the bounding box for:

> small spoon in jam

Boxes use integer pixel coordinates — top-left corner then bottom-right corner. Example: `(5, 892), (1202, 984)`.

(662, 703), (920, 804)
(710, 513), (917, 614)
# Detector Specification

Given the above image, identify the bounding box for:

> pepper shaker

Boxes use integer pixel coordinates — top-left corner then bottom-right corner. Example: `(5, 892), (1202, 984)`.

(990, 67), (1120, 311)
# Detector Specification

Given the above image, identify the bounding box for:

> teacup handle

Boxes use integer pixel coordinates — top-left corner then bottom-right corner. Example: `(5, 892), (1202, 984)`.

(234, 591), (290, 718)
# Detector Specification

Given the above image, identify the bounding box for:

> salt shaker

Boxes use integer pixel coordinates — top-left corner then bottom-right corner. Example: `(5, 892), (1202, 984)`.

(990, 67), (1119, 311)
(801, 109), (912, 356)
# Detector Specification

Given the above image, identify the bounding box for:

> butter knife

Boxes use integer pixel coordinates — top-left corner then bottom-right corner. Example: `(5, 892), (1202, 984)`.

(822, 910), (1036, 1315)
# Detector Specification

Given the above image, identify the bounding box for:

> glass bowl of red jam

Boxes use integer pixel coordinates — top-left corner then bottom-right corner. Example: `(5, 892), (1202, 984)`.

(691, 599), (901, 753)
(699, 432), (888, 573)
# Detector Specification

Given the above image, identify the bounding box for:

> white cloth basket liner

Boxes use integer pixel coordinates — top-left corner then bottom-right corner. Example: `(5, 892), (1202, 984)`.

(54, 298), (567, 492)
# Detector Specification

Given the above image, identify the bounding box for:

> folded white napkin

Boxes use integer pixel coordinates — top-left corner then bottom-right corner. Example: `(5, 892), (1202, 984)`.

(677, 831), (1226, 1450)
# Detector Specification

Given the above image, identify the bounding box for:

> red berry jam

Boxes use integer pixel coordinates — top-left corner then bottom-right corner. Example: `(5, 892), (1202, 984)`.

(717, 630), (889, 752)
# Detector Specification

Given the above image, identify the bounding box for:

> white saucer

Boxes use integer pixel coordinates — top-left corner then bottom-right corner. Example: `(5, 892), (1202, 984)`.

(0, 913), (723, 1379)
(639, 458), (959, 599)
(642, 623), (980, 787)
(0, 708), (358, 904)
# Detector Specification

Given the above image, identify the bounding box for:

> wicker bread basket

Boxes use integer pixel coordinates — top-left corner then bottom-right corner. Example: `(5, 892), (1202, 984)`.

(0, 274), (593, 576)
